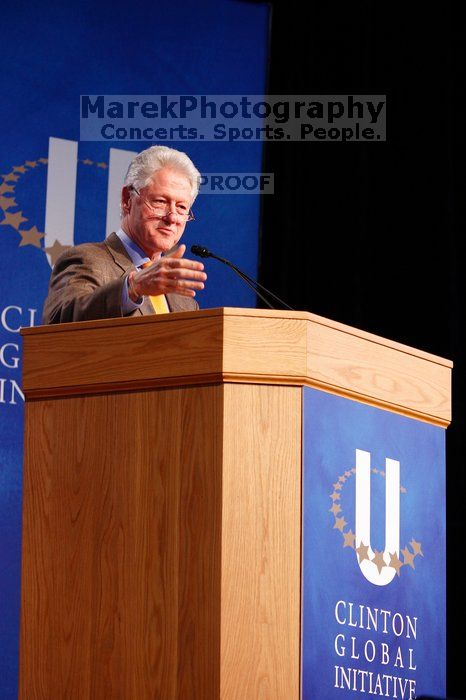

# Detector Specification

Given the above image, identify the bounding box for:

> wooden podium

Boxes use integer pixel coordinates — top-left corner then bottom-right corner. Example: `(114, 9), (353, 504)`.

(19, 308), (451, 699)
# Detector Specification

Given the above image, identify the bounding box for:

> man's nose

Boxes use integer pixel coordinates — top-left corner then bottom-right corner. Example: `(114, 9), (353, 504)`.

(163, 207), (179, 220)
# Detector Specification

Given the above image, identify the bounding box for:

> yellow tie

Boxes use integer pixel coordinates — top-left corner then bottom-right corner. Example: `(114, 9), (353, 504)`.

(141, 261), (170, 315)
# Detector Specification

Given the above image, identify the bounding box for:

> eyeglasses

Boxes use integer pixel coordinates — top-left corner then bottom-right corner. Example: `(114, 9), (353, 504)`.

(130, 186), (195, 222)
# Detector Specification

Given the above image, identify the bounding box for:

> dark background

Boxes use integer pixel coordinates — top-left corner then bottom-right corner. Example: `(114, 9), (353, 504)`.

(258, 2), (465, 697)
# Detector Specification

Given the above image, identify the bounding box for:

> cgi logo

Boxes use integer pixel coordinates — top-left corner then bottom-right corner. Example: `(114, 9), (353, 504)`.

(330, 449), (423, 587)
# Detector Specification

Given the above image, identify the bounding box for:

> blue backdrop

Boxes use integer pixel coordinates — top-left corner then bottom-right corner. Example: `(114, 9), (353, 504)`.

(0, 1), (269, 696)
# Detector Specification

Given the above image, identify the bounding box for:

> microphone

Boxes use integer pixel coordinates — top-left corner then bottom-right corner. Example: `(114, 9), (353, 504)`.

(190, 244), (294, 311)
(190, 245), (211, 258)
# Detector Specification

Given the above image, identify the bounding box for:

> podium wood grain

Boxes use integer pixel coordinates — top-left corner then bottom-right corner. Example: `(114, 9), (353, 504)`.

(21, 386), (221, 697)
(22, 308), (451, 425)
(221, 384), (301, 698)
(20, 383), (301, 699)
(20, 309), (451, 699)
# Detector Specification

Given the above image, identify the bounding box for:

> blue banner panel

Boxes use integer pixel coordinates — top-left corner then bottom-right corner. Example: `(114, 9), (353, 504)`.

(0, 2), (269, 697)
(302, 388), (446, 700)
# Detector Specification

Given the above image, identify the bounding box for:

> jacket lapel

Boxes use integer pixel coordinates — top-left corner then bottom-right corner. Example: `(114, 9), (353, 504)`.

(105, 232), (147, 316)
(104, 231), (134, 274)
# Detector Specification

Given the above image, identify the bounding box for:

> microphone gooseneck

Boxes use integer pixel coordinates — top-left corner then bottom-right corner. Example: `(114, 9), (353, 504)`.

(190, 244), (294, 311)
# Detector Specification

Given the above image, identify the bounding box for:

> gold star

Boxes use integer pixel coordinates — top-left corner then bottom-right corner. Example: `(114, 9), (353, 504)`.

(344, 470), (352, 478)
(44, 239), (71, 265)
(18, 225), (45, 248)
(351, 468), (356, 473)
(329, 503), (342, 516)
(330, 491), (341, 502)
(380, 470), (385, 477)
(389, 551), (403, 576)
(334, 516), (347, 532)
(356, 541), (370, 562)
(0, 195), (17, 211)
(38, 158), (48, 164)
(400, 486), (407, 493)
(82, 158), (94, 165)
(1, 210), (28, 229)
(338, 475), (347, 483)
(372, 550), (386, 573)
(25, 160), (38, 168)
(96, 161), (108, 169)
(343, 529), (356, 548)
(2, 173), (19, 182)
(410, 539), (423, 557)
(401, 547), (415, 569)
(0, 182), (15, 195)
(13, 165), (27, 174)
(372, 468), (379, 474)
(333, 482), (342, 491)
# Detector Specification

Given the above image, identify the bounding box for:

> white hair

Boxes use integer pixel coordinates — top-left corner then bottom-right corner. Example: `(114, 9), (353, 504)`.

(124, 145), (201, 201)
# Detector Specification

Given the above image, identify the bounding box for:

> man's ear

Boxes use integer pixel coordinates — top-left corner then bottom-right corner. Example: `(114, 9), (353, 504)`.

(121, 186), (132, 214)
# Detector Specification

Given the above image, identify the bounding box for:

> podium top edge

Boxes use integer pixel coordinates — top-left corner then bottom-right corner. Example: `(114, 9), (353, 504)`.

(21, 306), (453, 369)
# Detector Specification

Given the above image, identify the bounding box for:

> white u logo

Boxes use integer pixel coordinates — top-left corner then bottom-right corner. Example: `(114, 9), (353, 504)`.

(355, 449), (400, 586)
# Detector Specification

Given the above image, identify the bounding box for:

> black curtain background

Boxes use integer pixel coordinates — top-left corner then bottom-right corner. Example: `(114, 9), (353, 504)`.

(258, 2), (465, 697)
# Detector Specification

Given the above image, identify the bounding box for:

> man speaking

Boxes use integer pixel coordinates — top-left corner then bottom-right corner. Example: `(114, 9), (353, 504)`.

(42, 145), (207, 324)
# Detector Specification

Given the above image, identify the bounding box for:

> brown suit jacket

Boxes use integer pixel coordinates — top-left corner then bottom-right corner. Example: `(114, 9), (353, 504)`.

(42, 232), (198, 324)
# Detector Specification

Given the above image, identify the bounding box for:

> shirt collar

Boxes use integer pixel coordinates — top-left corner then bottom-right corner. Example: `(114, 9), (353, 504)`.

(115, 228), (150, 268)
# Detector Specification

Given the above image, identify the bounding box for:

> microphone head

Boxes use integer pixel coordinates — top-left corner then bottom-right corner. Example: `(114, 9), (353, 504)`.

(191, 244), (211, 258)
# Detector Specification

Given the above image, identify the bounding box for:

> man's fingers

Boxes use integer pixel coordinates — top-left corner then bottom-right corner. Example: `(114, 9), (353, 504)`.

(135, 253), (206, 297)
(166, 256), (204, 271)
(163, 273), (205, 290)
(172, 279), (205, 290)
(162, 243), (185, 259)
(174, 289), (197, 297)
(167, 267), (207, 281)
(169, 243), (186, 259)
